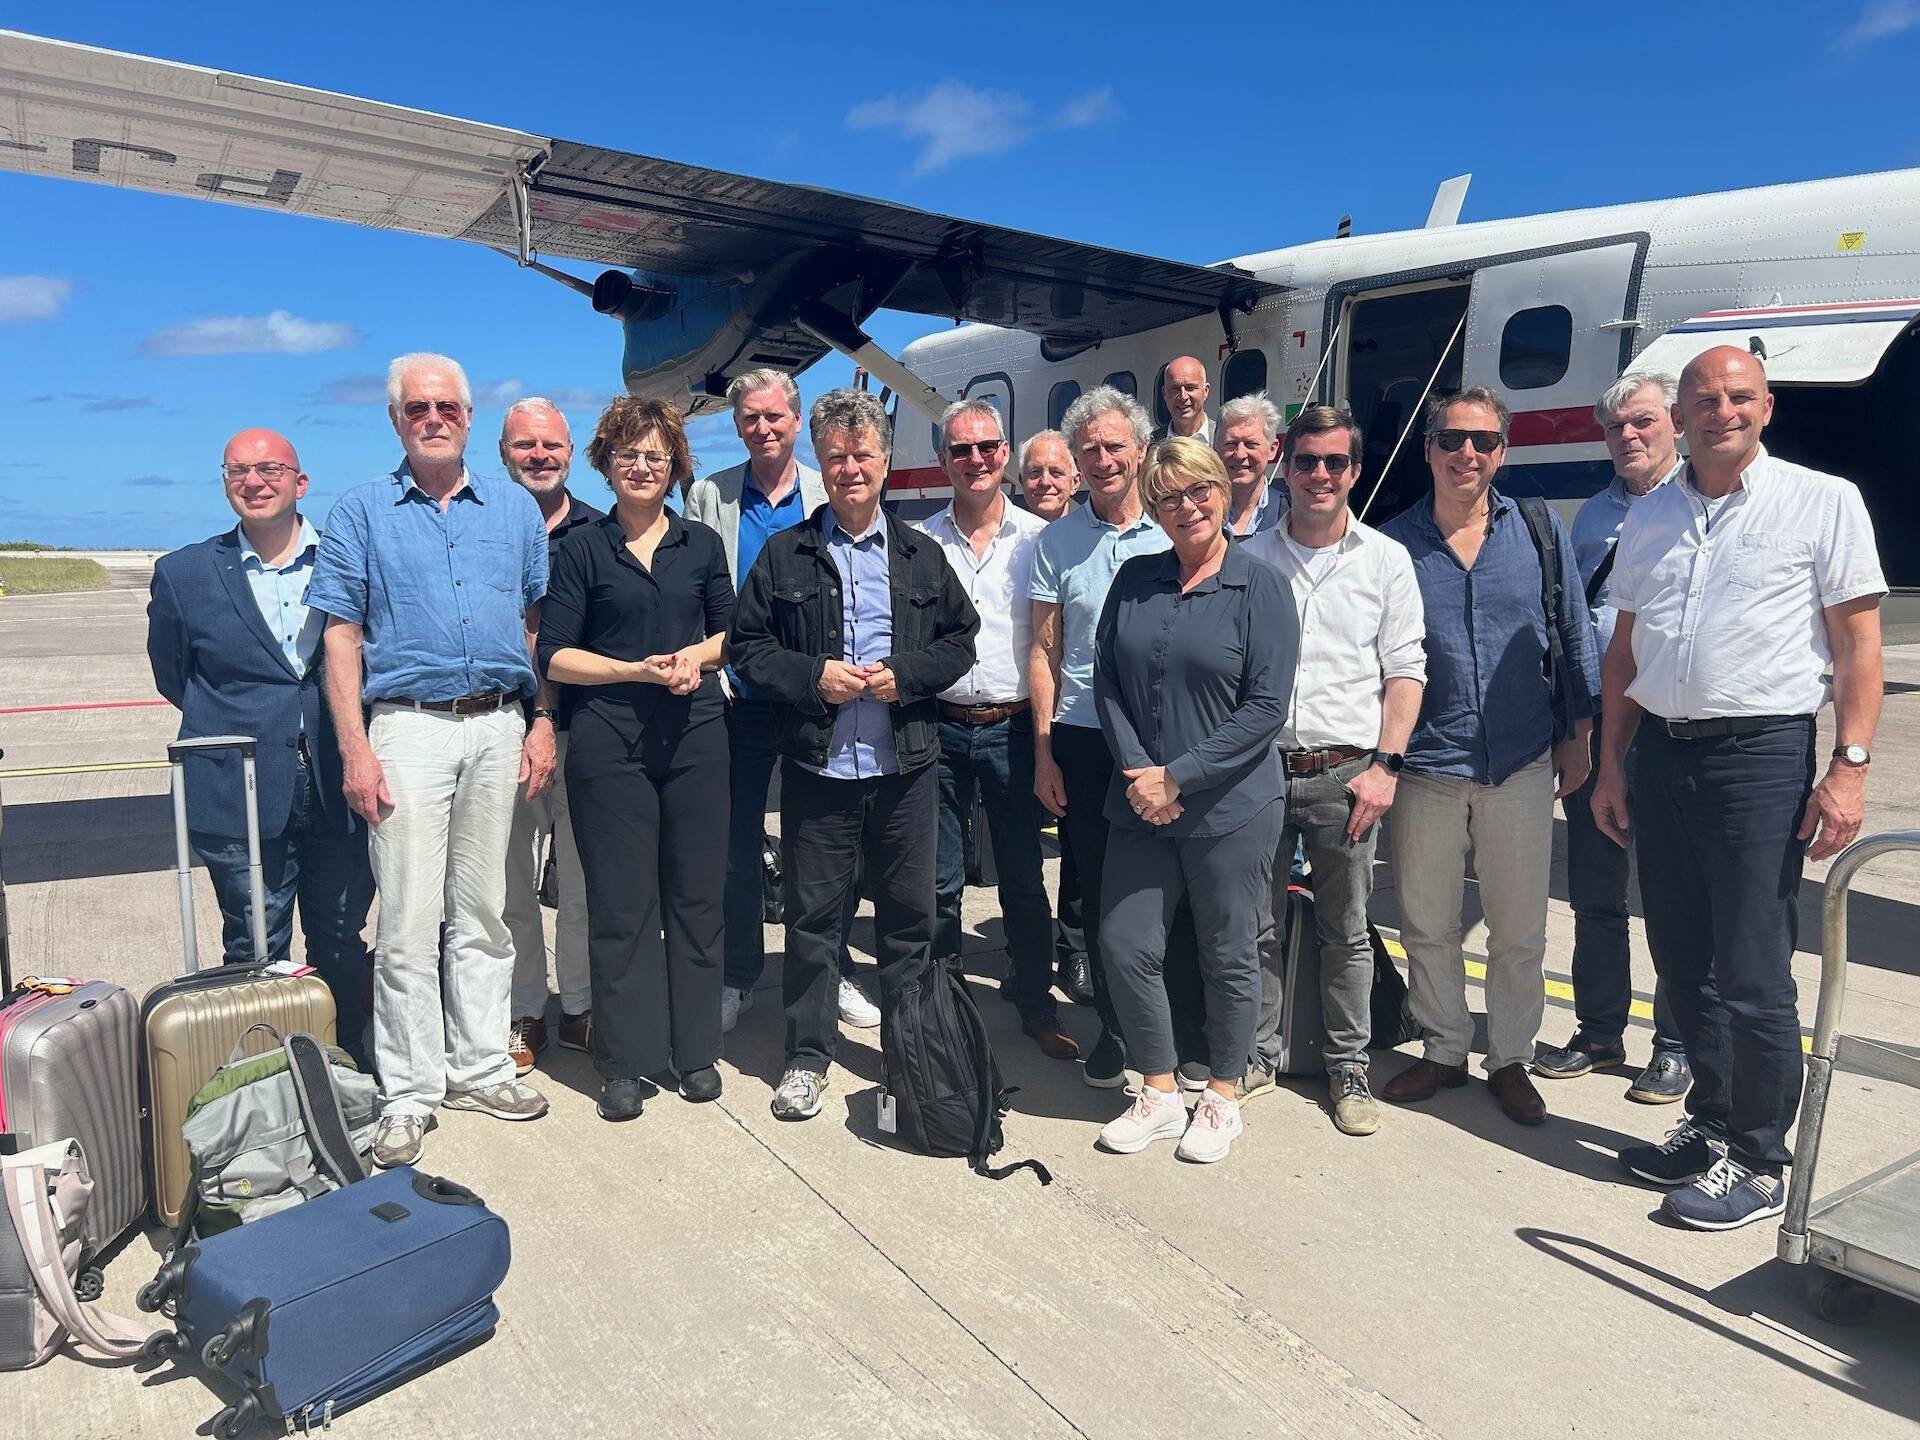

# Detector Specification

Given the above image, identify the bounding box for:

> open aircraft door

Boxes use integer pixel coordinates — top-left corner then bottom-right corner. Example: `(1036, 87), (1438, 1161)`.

(1629, 299), (1920, 383)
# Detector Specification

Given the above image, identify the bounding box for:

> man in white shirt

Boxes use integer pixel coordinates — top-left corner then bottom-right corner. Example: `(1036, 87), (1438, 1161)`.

(1152, 355), (1213, 444)
(1533, 373), (1691, 1103)
(912, 401), (1076, 1060)
(1244, 405), (1425, 1134)
(1596, 345), (1886, 1231)
(1215, 392), (1287, 537)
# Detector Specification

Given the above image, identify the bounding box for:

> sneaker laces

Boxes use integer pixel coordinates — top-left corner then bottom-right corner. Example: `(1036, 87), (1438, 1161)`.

(508, 1020), (530, 1051)
(1190, 1092), (1232, 1131)
(1655, 1119), (1704, 1154)
(1125, 1086), (1175, 1121)
(1692, 1156), (1752, 1198)
(1337, 1067), (1370, 1100)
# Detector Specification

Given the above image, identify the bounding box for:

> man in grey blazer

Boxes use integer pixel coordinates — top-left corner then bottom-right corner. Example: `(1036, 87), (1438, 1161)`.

(685, 368), (874, 1034)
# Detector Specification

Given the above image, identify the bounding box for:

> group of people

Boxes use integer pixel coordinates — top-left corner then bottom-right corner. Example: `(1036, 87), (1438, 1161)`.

(147, 339), (1884, 1233)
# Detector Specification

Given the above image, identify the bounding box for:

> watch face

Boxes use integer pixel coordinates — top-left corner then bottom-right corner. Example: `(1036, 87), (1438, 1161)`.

(1839, 744), (1870, 765)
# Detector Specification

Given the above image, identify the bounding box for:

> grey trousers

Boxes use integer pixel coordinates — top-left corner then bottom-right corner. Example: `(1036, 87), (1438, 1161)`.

(1252, 755), (1377, 1075)
(1100, 804), (1284, 1080)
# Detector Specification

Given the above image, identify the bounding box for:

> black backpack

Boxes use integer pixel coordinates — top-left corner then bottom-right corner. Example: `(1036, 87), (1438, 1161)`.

(879, 958), (1050, 1184)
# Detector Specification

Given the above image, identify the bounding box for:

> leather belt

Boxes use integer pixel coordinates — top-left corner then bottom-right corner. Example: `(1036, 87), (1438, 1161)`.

(1660, 714), (1807, 740)
(940, 699), (1030, 725)
(1281, 745), (1372, 775)
(389, 690), (516, 717)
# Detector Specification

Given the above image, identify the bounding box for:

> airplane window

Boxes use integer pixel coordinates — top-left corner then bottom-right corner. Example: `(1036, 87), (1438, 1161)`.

(1499, 305), (1573, 390)
(1151, 362), (1171, 429)
(1222, 348), (1268, 400)
(1048, 380), (1081, 430)
(1104, 371), (1136, 398)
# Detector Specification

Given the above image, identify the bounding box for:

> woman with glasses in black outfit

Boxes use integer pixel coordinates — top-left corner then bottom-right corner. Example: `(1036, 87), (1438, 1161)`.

(538, 397), (735, 1122)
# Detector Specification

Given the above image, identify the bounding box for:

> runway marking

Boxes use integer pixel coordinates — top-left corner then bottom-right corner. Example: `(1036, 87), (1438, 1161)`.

(0, 760), (169, 778)
(0, 699), (169, 715)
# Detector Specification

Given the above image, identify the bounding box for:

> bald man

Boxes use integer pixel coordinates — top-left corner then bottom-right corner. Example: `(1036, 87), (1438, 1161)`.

(1153, 355), (1213, 444)
(1598, 346), (1885, 1230)
(147, 428), (375, 1067)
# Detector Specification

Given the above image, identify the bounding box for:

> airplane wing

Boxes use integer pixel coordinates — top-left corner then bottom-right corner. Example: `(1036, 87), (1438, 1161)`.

(0, 29), (1276, 343)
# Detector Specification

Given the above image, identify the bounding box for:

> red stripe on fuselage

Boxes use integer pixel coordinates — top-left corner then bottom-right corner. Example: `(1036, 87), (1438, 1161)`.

(1506, 407), (1603, 447)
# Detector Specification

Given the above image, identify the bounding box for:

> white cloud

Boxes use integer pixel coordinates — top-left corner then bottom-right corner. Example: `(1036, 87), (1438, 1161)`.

(848, 82), (1034, 177)
(1054, 87), (1118, 130)
(1836, 0), (1920, 47)
(142, 309), (360, 357)
(0, 275), (74, 324)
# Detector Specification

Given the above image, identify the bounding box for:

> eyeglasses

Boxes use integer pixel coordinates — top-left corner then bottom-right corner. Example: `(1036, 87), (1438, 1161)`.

(945, 440), (1004, 460)
(1289, 453), (1352, 476)
(1431, 428), (1504, 454)
(1153, 483), (1219, 515)
(611, 449), (672, 469)
(401, 400), (467, 424)
(221, 461), (297, 481)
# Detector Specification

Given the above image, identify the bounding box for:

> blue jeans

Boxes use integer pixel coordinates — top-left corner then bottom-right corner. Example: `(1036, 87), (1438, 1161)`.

(723, 697), (856, 991)
(190, 749), (374, 1065)
(934, 711), (1056, 1020)
(1631, 719), (1812, 1174)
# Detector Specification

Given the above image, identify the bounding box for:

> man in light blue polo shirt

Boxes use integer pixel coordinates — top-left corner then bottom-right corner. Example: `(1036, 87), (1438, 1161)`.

(308, 352), (553, 1169)
(1029, 385), (1170, 1086)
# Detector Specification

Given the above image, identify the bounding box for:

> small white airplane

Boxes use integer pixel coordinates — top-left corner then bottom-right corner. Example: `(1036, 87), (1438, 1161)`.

(3, 29), (1917, 586)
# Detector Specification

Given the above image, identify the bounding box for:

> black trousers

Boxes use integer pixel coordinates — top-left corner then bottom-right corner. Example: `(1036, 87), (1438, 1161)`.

(1632, 718), (1814, 1173)
(781, 760), (936, 1074)
(566, 708), (729, 1081)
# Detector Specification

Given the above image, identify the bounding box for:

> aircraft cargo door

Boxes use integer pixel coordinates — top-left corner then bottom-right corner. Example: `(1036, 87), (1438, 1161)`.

(1462, 238), (1644, 497)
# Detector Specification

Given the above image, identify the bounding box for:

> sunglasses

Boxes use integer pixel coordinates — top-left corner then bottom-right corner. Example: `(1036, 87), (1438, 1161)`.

(946, 440), (1004, 460)
(1432, 428), (1504, 454)
(401, 400), (468, 424)
(1288, 453), (1352, 476)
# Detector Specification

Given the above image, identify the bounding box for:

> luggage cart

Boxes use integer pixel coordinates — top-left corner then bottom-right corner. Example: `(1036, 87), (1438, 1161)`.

(1779, 829), (1920, 1325)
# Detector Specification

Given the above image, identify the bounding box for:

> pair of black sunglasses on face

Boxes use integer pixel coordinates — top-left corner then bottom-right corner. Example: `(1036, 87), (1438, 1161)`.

(1431, 428), (1506, 454)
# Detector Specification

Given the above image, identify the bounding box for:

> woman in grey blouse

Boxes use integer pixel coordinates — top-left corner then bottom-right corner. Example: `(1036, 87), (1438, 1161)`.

(1091, 438), (1298, 1163)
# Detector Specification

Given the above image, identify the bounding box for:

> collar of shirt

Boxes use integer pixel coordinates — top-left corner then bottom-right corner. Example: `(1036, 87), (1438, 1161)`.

(1142, 537), (1255, 596)
(927, 498), (1022, 556)
(547, 492), (604, 543)
(823, 506), (886, 546)
(1681, 449), (1763, 518)
(393, 461), (478, 504)
(1085, 503), (1159, 539)
(236, 517), (319, 572)
(1230, 481), (1283, 536)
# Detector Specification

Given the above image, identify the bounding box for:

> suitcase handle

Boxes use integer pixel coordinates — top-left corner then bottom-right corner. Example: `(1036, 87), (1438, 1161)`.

(411, 1173), (484, 1207)
(167, 736), (259, 761)
(168, 736), (267, 972)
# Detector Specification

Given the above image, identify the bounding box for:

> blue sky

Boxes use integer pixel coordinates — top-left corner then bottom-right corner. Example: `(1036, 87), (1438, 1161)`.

(2, 0), (1918, 548)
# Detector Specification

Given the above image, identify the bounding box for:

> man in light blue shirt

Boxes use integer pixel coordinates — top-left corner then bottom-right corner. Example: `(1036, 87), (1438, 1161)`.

(1534, 371), (1691, 1102)
(1029, 385), (1171, 1086)
(238, 517), (326, 676)
(812, 511), (898, 777)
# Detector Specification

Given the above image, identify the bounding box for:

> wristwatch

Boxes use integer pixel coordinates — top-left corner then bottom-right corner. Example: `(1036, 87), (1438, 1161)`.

(532, 707), (559, 723)
(1833, 744), (1870, 767)
(1373, 751), (1406, 774)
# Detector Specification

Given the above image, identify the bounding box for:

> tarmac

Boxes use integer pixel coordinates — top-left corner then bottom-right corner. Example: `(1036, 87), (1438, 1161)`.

(3, 577), (1919, 1439)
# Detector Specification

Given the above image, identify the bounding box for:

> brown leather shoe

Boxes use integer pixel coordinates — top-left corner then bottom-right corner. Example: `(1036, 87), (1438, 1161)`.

(1487, 1062), (1547, 1125)
(1022, 1016), (1081, 1061)
(509, 1016), (547, 1077)
(557, 1010), (592, 1053)
(1381, 1057), (1468, 1103)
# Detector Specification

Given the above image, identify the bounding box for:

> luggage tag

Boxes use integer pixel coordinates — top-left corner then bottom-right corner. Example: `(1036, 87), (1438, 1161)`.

(262, 960), (316, 978)
(21, 976), (77, 994)
(877, 1090), (897, 1135)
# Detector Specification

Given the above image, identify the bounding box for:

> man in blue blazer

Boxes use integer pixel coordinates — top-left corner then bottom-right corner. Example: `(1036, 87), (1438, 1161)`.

(147, 427), (374, 1064)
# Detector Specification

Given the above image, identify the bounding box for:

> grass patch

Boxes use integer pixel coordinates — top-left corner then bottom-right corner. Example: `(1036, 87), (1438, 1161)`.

(0, 541), (77, 552)
(0, 557), (110, 595)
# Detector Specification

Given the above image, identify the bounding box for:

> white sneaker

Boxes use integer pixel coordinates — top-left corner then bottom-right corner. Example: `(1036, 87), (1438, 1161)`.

(1096, 1086), (1188, 1154)
(721, 985), (754, 1034)
(837, 976), (881, 1029)
(1176, 1090), (1243, 1164)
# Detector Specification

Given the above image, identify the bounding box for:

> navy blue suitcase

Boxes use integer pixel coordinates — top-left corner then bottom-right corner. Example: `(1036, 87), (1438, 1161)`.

(137, 1167), (510, 1436)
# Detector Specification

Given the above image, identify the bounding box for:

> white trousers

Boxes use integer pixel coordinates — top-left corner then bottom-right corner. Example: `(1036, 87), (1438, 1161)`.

(367, 703), (524, 1117)
(505, 732), (592, 1019)
(1388, 754), (1553, 1074)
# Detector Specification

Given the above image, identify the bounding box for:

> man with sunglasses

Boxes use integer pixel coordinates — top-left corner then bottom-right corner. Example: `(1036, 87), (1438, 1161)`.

(1243, 405), (1424, 1132)
(1379, 388), (1600, 1127)
(1215, 392), (1288, 537)
(147, 428), (375, 1069)
(912, 400), (1076, 1060)
(308, 352), (554, 1170)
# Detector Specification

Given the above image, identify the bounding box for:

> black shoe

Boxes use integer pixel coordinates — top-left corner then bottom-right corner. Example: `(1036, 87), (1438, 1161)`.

(1175, 1060), (1211, 1094)
(597, 1077), (647, 1122)
(680, 1065), (722, 1103)
(1060, 954), (1095, 1006)
(1628, 1051), (1692, 1104)
(1083, 1029), (1127, 1088)
(1532, 1031), (1628, 1079)
(1619, 1120), (1716, 1186)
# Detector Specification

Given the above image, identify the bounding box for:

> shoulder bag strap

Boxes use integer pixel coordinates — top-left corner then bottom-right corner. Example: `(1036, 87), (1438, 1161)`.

(2, 1143), (153, 1361)
(284, 1032), (368, 1190)
(1584, 541), (1618, 610)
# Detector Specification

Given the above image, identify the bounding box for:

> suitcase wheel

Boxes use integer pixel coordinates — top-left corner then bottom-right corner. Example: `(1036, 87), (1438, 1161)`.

(140, 1328), (188, 1363)
(212, 1395), (259, 1439)
(74, 1267), (105, 1303)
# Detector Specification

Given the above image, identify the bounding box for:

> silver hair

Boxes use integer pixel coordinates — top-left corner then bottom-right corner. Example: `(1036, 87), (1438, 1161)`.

(1217, 390), (1283, 441)
(938, 397), (1005, 445)
(1060, 384), (1152, 449)
(1593, 370), (1678, 425)
(809, 389), (892, 452)
(386, 352), (472, 409)
(1018, 429), (1073, 473)
(725, 367), (802, 418)
(500, 396), (567, 431)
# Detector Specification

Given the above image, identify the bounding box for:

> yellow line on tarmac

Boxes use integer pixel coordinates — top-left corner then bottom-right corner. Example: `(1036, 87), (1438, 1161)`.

(0, 760), (169, 778)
